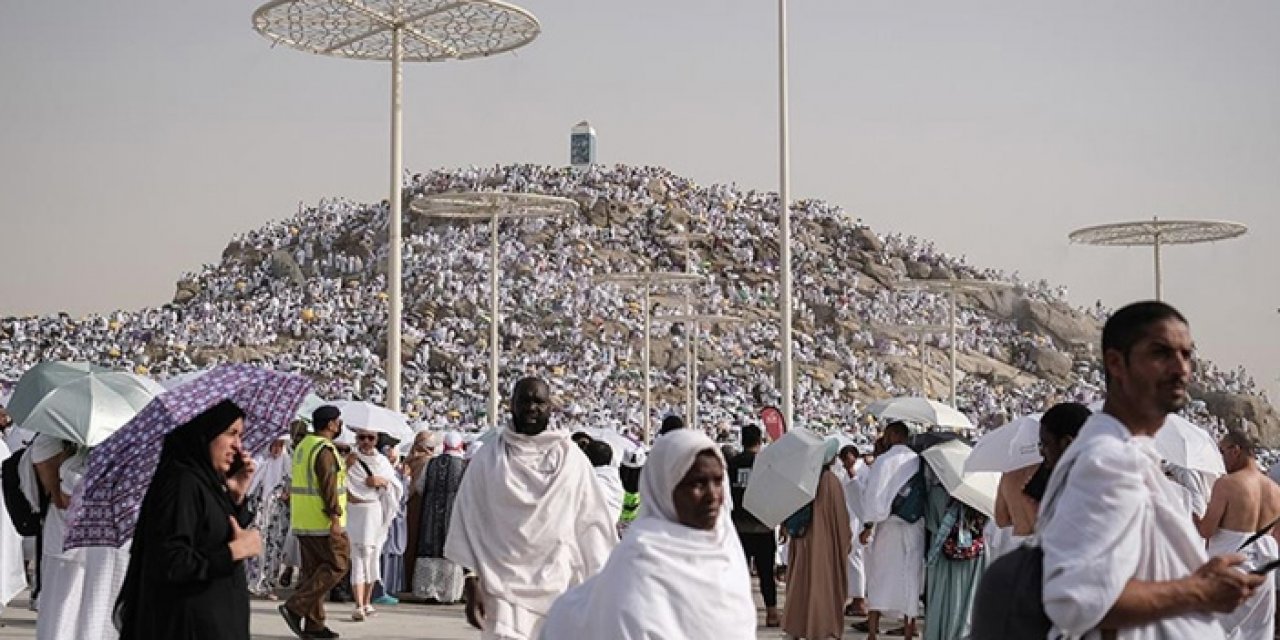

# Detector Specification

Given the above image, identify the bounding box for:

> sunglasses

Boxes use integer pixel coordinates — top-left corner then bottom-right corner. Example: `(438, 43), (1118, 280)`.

(356, 434), (378, 441)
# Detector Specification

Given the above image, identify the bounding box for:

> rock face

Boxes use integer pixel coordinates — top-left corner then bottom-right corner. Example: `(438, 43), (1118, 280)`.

(905, 260), (933, 280)
(1016, 299), (1101, 351)
(172, 279), (201, 305)
(852, 227), (883, 253)
(269, 250), (306, 288)
(1029, 345), (1074, 385)
(1193, 386), (1280, 448)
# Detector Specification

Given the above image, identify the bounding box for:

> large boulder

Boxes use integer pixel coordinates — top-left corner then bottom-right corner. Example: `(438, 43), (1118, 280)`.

(1016, 300), (1101, 351)
(851, 227), (884, 253)
(172, 279), (201, 305)
(905, 260), (933, 280)
(929, 265), (956, 280)
(268, 250), (306, 288)
(1029, 345), (1074, 385)
(861, 261), (898, 288)
(1192, 387), (1280, 448)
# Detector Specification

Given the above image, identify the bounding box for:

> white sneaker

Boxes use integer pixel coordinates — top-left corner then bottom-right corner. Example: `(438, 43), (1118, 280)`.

(351, 607), (365, 622)
(365, 605), (377, 616)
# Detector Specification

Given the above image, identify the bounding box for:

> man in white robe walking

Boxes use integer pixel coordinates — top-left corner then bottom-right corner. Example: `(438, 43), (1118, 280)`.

(849, 422), (924, 640)
(445, 377), (617, 640)
(1041, 301), (1263, 640)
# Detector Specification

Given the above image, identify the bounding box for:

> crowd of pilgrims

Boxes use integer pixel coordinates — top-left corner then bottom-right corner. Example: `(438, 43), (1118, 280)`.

(0, 164), (1265, 442)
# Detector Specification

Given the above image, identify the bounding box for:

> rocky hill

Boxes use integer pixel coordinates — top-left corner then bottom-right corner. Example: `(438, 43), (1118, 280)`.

(1, 164), (1275, 444)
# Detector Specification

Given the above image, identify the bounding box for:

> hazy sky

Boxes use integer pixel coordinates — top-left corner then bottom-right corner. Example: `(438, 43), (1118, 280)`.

(2, 1), (1277, 400)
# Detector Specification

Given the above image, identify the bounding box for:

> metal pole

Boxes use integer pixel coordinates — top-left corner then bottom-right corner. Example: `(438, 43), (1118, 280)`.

(919, 332), (926, 396)
(1152, 216), (1163, 301)
(489, 216), (500, 428)
(685, 244), (695, 425)
(643, 282), (652, 444)
(949, 290), (957, 407)
(386, 23), (403, 412)
(690, 322), (699, 430)
(777, 0), (794, 429)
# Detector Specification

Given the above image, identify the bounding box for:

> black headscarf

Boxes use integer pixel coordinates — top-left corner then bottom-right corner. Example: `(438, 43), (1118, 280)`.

(115, 400), (246, 634)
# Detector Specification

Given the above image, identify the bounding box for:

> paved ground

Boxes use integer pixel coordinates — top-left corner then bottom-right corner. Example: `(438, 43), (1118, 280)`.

(0, 587), (901, 639)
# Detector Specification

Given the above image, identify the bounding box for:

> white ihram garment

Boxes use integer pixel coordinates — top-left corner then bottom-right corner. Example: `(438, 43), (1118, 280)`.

(842, 465), (867, 599)
(444, 429), (616, 640)
(346, 451), (404, 585)
(1206, 529), (1277, 640)
(848, 444), (923, 617)
(592, 465), (625, 525)
(37, 451), (130, 640)
(1041, 413), (1225, 640)
(0, 440), (27, 613)
(541, 430), (756, 640)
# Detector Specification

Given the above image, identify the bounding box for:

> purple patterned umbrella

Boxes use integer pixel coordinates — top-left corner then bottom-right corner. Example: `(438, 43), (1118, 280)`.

(64, 364), (312, 550)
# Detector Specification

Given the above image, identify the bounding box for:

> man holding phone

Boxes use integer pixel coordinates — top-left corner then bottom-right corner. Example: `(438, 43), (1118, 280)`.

(1040, 302), (1264, 639)
(1198, 429), (1280, 639)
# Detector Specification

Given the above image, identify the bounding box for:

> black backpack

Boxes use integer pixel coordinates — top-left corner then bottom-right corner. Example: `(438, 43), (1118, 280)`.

(2, 448), (46, 536)
(889, 462), (928, 524)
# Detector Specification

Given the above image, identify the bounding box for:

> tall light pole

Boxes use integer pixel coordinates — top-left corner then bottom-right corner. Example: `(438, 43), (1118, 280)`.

(776, 0), (795, 430)
(665, 232), (710, 419)
(252, 0), (540, 411)
(1068, 217), (1248, 301)
(411, 192), (577, 428)
(595, 271), (704, 443)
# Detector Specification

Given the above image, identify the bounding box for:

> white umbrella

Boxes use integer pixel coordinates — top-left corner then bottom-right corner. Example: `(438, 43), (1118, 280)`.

(868, 396), (975, 431)
(920, 439), (1000, 518)
(965, 414), (1043, 473)
(334, 401), (413, 443)
(1086, 401), (1225, 476)
(22, 372), (165, 447)
(1155, 413), (1226, 476)
(7, 361), (111, 424)
(743, 428), (828, 528)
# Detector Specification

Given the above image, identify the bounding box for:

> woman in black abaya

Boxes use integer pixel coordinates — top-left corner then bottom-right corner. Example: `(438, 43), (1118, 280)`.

(114, 400), (263, 640)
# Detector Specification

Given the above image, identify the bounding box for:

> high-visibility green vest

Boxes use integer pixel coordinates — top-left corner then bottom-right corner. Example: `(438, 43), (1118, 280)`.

(290, 434), (346, 535)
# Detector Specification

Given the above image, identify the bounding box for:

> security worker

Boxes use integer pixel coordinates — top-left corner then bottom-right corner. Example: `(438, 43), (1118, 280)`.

(279, 406), (349, 639)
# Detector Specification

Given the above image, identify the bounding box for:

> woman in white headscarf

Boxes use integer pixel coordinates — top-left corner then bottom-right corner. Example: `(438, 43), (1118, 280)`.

(540, 429), (757, 640)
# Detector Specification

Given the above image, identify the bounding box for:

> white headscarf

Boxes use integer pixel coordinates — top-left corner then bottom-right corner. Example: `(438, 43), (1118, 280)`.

(540, 430), (756, 640)
(248, 436), (291, 497)
(442, 431), (464, 458)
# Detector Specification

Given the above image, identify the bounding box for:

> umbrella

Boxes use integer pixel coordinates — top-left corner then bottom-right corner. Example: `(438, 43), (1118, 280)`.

(909, 430), (961, 453)
(22, 372), (165, 447)
(965, 414), (1044, 473)
(868, 396), (975, 431)
(7, 362), (110, 425)
(295, 392), (327, 424)
(1086, 401), (1225, 476)
(920, 439), (1000, 518)
(1155, 413), (1226, 476)
(334, 401), (413, 444)
(65, 364), (311, 550)
(743, 428), (828, 528)
(576, 427), (639, 464)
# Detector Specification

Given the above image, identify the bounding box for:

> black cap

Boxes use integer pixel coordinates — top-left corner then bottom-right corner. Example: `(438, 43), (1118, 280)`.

(312, 405), (341, 430)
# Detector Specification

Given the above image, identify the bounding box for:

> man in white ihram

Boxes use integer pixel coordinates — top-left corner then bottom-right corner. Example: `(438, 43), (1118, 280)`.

(444, 377), (617, 640)
(1197, 428), (1280, 640)
(849, 421), (924, 640)
(1041, 301), (1262, 639)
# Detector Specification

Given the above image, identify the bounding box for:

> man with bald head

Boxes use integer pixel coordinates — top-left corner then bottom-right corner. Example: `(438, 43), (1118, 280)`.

(444, 377), (617, 639)
(1198, 428), (1280, 639)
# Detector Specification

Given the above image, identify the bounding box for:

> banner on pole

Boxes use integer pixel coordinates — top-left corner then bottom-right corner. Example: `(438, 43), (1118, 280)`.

(760, 406), (786, 442)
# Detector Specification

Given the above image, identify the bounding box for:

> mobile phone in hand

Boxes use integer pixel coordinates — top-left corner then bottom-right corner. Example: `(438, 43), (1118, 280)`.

(226, 454), (247, 478)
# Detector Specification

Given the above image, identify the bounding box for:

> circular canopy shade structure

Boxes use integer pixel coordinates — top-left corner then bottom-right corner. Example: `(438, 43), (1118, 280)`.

(252, 0), (541, 61)
(410, 191), (577, 428)
(653, 313), (744, 430)
(595, 271), (706, 443)
(894, 279), (1014, 408)
(252, 0), (539, 414)
(1068, 217), (1247, 301)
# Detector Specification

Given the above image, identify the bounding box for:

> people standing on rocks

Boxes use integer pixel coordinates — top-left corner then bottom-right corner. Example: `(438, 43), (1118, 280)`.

(1041, 301), (1262, 639)
(279, 406), (349, 640)
(1198, 428), (1280, 639)
(728, 424), (781, 627)
(444, 377), (616, 640)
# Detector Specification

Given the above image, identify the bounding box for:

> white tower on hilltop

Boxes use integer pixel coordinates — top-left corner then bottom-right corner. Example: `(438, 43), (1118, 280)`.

(570, 121), (597, 169)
